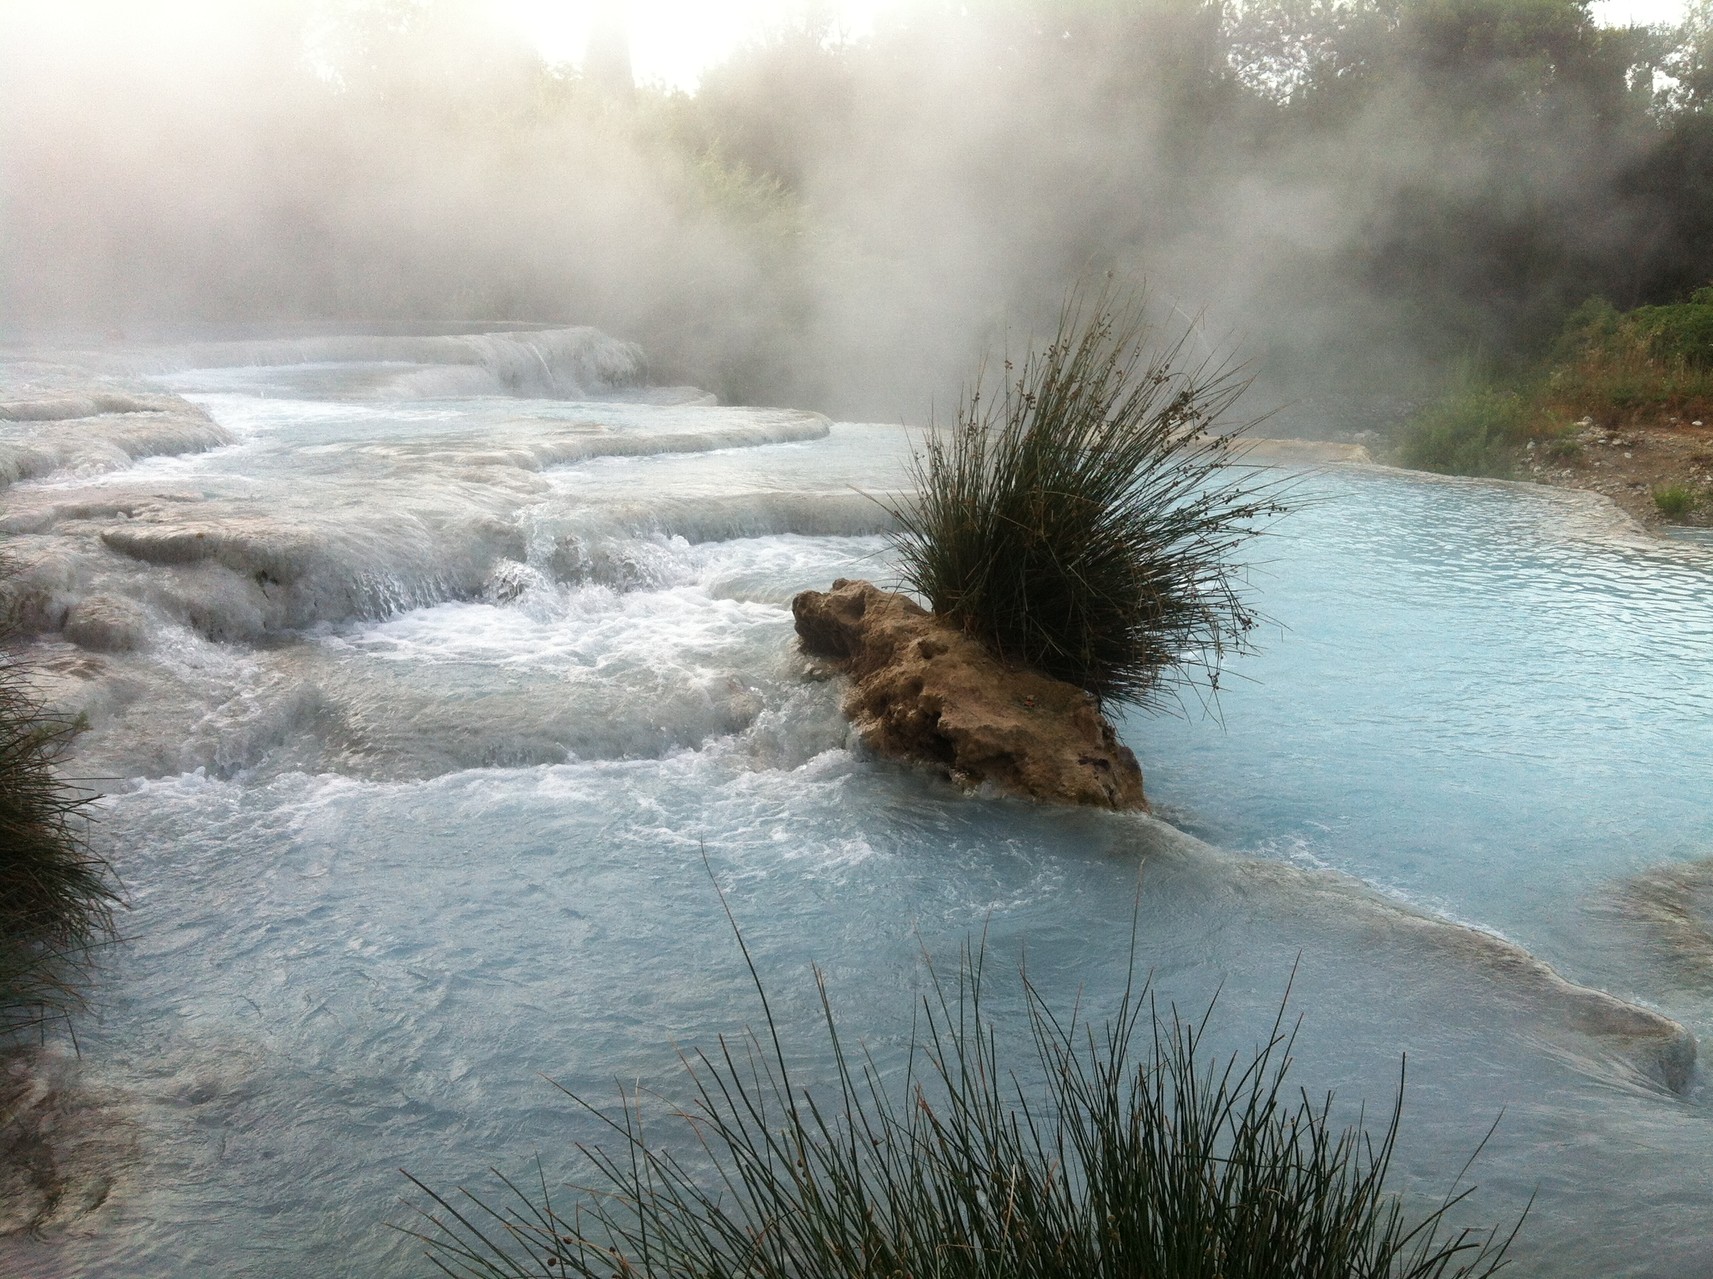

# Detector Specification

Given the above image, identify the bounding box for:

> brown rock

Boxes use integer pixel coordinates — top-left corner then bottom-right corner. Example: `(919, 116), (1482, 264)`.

(792, 579), (1146, 810)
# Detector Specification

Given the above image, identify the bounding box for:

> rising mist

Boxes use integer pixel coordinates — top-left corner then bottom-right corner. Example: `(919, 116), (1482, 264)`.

(4, 0), (1711, 425)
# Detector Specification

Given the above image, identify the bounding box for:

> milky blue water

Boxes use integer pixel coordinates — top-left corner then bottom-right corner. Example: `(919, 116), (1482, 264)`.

(1142, 475), (1713, 991)
(6, 341), (1713, 1278)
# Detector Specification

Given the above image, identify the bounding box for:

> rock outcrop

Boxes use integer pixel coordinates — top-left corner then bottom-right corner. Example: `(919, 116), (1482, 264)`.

(792, 579), (1146, 810)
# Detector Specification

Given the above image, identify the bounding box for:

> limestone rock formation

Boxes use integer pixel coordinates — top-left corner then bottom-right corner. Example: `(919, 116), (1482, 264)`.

(792, 579), (1146, 810)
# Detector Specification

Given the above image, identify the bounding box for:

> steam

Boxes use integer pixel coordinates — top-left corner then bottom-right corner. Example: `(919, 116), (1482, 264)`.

(0, 0), (1683, 425)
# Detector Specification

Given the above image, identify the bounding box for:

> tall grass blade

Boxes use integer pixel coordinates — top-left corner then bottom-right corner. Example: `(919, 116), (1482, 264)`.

(0, 556), (119, 1037)
(403, 926), (1522, 1279)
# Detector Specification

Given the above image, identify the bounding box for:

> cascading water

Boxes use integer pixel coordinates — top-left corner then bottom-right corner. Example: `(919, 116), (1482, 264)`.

(2, 328), (1712, 1278)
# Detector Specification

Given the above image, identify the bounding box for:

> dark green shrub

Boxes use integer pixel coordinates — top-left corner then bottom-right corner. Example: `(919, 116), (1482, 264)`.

(1544, 291), (1713, 423)
(1551, 297), (1621, 363)
(1605, 381), (1645, 413)
(884, 291), (1282, 711)
(406, 934), (1523, 1279)
(0, 570), (117, 1035)
(1538, 427), (1582, 462)
(1629, 302), (1713, 370)
(1397, 383), (1529, 478)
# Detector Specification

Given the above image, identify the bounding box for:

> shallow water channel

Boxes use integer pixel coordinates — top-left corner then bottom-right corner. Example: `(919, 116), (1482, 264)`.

(4, 333), (1713, 1277)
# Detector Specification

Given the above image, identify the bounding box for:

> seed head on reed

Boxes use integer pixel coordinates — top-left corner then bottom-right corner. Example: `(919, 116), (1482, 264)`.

(406, 919), (1522, 1279)
(885, 288), (1283, 711)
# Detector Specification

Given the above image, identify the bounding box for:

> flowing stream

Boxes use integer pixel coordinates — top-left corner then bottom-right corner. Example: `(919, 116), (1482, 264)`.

(3, 329), (1712, 1278)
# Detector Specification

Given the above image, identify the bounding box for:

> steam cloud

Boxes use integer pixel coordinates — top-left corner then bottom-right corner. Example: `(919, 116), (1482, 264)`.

(0, 0), (1699, 426)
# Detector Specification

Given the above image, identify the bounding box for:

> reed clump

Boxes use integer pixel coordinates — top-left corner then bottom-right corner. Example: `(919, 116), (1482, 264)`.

(885, 291), (1282, 712)
(408, 936), (1521, 1279)
(0, 567), (116, 1035)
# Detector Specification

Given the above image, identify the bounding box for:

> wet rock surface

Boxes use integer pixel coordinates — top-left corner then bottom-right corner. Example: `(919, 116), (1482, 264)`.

(1612, 856), (1713, 980)
(1239, 437), (1373, 464)
(792, 579), (1146, 810)
(61, 594), (154, 653)
(0, 1050), (134, 1237)
(0, 395), (231, 489)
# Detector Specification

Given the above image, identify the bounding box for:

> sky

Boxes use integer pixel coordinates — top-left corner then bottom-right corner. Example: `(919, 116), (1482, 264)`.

(498, 0), (895, 91)
(1592, 0), (1695, 27)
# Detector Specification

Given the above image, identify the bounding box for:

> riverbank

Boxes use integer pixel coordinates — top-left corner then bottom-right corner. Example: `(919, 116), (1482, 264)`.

(1516, 416), (1713, 531)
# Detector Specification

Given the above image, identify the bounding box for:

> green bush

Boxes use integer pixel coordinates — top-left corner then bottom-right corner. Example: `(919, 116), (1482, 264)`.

(1396, 383), (1529, 478)
(1552, 297), (1621, 358)
(1628, 302), (1713, 371)
(1545, 291), (1713, 423)
(884, 291), (1282, 711)
(407, 933), (1522, 1279)
(1538, 426), (1583, 462)
(0, 570), (117, 1035)
(1653, 483), (1696, 518)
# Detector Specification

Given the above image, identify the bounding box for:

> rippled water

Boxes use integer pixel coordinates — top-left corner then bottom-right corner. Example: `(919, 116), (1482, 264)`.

(5, 339), (1713, 1278)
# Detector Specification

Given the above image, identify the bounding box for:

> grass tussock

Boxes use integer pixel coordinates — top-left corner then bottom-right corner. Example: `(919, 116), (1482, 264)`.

(885, 290), (1282, 711)
(1653, 483), (1697, 518)
(407, 927), (1522, 1279)
(0, 566), (117, 1036)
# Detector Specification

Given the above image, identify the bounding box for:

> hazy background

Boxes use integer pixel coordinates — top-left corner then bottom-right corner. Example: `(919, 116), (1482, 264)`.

(5, 0), (1713, 425)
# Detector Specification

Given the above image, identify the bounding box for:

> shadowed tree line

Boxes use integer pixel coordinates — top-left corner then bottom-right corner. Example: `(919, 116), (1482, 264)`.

(692, 0), (1713, 401)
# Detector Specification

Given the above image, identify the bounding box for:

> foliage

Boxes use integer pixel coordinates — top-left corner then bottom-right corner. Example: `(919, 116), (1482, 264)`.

(1396, 374), (1531, 477)
(1557, 289), (1713, 369)
(0, 569), (117, 1036)
(1661, 0), (1713, 111)
(1544, 290), (1713, 423)
(1653, 483), (1697, 517)
(1398, 284), (1713, 479)
(1536, 425), (1583, 461)
(1631, 299), (1713, 369)
(405, 928), (1523, 1279)
(883, 292), (1281, 711)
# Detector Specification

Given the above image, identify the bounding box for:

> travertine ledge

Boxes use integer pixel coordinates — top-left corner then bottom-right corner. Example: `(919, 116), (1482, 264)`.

(792, 579), (1146, 810)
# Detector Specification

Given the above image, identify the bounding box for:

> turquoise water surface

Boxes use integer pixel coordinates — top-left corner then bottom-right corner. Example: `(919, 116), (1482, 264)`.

(4, 340), (1712, 1277)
